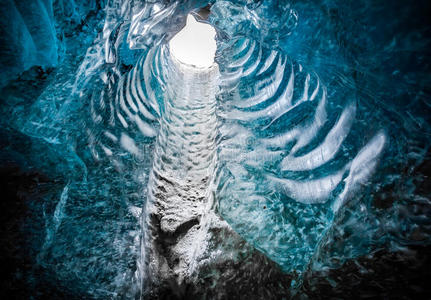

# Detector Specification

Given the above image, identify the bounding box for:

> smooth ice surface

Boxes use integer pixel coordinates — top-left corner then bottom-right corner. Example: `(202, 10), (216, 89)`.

(0, 0), (57, 88)
(0, 0), (101, 88)
(169, 14), (217, 68)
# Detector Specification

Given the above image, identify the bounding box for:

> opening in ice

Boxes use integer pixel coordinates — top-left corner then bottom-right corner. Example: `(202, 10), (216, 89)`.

(169, 14), (217, 68)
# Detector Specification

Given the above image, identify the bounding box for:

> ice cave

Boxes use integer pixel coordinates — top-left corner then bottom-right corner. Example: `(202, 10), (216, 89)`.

(0, 0), (430, 299)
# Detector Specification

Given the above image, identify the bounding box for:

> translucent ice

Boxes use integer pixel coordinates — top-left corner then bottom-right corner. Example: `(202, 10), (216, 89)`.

(1, 0), (430, 298)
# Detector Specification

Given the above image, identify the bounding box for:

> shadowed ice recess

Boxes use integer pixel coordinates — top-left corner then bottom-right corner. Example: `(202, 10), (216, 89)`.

(1, 0), (430, 298)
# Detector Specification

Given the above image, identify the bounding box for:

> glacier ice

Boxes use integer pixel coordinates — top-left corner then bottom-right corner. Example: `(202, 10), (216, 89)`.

(0, 0), (57, 88)
(1, 0), (430, 298)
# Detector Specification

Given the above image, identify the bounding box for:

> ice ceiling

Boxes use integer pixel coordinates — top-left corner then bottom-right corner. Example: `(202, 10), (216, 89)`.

(0, 0), (430, 299)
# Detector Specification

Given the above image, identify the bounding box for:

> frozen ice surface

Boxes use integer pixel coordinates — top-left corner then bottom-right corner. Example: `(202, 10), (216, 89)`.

(0, 0), (57, 87)
(214, 36), (387, 274)
(0, 0), (430, 298)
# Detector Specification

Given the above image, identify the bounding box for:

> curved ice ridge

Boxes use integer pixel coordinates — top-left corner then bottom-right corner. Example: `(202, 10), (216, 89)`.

(215, 37), (386, 273)
(87, 19), (387, 285)
(9, 0), (428, 298)
(70, 0), (387, 292)
(86, 45), (161, 165)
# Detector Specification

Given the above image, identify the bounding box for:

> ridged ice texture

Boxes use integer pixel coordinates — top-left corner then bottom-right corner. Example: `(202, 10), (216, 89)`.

(214, 37), (386, 274)
(9, 0), (385, 287)
(141, 45), (292, 298)
(3, 0), (431, 298)
(9, 1), (163, 298)
(144, 45), (219, 286)
(210, 0), (298, 46)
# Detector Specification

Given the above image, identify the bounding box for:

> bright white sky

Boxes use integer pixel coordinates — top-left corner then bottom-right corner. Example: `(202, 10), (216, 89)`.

(169, 14), (217, 68)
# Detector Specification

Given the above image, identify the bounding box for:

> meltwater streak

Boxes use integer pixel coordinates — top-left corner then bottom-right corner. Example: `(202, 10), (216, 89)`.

(144, 45), (219, 288)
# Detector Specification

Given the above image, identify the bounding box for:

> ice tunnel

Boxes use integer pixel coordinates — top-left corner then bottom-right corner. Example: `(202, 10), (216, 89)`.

(1, 0), (431, 299)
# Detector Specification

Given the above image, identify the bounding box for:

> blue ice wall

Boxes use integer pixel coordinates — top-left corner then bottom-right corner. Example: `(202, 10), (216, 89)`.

(0, 0), (430, 298)
(209, 0), (431, 281)
(0, 0), (102, 88)
(0, 0), (56, 87)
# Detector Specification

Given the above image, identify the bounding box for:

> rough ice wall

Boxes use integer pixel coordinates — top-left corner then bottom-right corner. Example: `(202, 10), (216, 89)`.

(0, 0), (430, 299)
